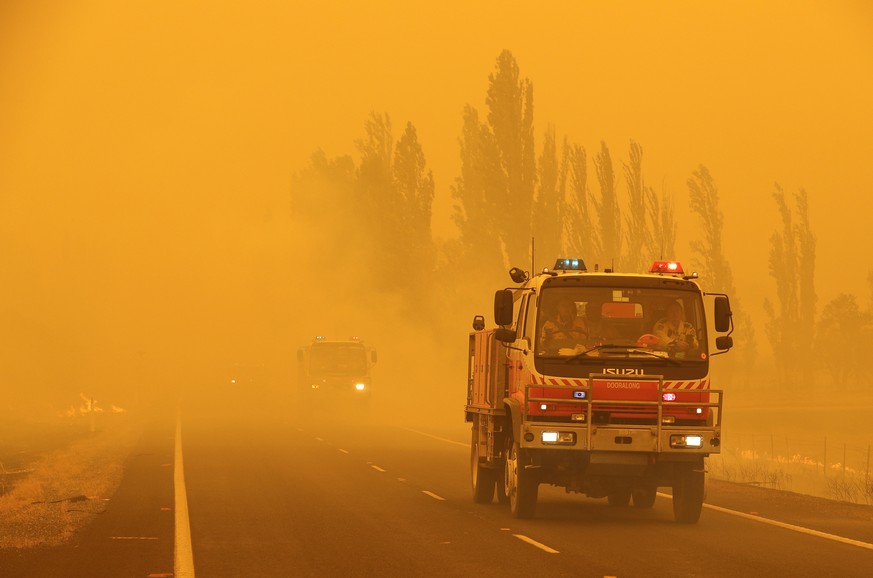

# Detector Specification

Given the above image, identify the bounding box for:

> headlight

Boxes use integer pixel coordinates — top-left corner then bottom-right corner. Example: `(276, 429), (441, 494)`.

(670, 434), (703, 448)
(355, 383), (366, 391)
(541, 431), (576, 445)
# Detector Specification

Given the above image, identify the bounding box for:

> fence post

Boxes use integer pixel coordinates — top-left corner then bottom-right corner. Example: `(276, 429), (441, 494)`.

(823, 437), (827, 477)
(866, 444), (870, 489)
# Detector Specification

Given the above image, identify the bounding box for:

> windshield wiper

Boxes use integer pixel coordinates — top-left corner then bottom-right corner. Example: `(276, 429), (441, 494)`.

(565, 344), (681, 365)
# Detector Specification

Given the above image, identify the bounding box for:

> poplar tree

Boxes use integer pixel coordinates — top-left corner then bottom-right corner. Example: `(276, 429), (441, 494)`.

(393, 121), (435, 289)
(451, 105), (504, 280)
(452, 50), (536, 277)
(687, 166), (732, 291)
(564, 142), (596, 260)
(647, 184), (676, 260)
(592, 141), (620, 268)
(623, 141), (653, 272)
(763, 185), (816, 387)
(531, 125), (562, 269)
(355, 112), (399, 285)
(485, 49), (537, 268)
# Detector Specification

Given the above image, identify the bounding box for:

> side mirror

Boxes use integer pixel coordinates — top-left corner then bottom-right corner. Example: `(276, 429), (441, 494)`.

(495, 328), (517, 343)
(371, 350), (378, 364)
(715, 335), (733, 351)
(494, 289), (514, 326)
(297, 349), (304, 362)
(714, 296), (732, 332)
(472, 315), (485, 331)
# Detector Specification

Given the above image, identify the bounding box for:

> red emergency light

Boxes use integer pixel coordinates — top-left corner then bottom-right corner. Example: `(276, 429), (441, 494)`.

(649, 261), (684, 275)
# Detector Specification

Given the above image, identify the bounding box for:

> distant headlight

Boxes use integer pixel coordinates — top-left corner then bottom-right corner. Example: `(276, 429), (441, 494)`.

(355, 383), (366, 391)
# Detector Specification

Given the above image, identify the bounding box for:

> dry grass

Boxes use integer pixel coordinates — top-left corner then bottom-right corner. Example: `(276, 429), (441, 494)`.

(0, 414), (143, 549)
(709, 444), (873, 505)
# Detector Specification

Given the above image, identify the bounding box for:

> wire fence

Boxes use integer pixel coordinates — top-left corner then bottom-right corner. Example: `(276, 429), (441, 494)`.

(708, 433), (873, 505)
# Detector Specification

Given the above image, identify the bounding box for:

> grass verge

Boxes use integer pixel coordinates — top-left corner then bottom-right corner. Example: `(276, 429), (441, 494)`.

(0, 413), (144, 549)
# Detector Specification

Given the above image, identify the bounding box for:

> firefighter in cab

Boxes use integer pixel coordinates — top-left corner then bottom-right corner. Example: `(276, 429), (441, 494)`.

(652, 301), (699, 357)
(540, 298), (589, 354)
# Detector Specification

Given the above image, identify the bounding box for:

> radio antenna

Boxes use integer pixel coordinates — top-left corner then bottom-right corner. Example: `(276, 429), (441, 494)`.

(531, 236), (535, 273)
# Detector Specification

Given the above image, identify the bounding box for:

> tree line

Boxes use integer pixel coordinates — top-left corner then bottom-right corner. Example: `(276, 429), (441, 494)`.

(289, 49), (872, 390)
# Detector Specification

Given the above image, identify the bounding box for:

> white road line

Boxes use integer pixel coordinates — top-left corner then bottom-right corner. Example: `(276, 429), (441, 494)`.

(656, 492), (873, 551)
(110, 536), (159, 540)
(422, 490), (446, 501)
(513, 534), (560, 554)
(174, 407), (196, 578)
(338, 449), (349, 454)
(398, 427), (468, 448)
(371, 465), (386, 472)
(315, 437), (324, 442)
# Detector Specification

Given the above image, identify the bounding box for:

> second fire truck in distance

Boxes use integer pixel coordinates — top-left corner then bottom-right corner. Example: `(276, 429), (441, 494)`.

(297, 336), (377, 408)
(466, 259), (734, 522)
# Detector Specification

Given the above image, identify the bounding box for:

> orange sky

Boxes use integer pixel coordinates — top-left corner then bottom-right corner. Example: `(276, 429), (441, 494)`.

(1, 0), (872, 399)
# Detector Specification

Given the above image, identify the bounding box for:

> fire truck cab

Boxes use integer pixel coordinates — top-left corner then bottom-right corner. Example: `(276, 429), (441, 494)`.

(465, 259), (733, 522)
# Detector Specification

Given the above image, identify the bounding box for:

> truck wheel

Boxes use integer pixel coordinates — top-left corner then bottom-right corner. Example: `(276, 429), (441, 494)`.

(506, 439), (538, 518)
(631, 485), (657, 508)
(607, 489), (631, 507)
(497, 466), (509, 505)
(471, 426), (496, 504)
(672, 466), (704, 523)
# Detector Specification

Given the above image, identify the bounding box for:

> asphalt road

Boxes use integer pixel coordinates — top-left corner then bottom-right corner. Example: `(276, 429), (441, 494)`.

(4, 389), (873, 577)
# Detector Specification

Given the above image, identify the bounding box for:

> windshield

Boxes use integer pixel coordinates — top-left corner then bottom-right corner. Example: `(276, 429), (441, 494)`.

(535, 285), (706, 361)
(309, 343), (369, 376)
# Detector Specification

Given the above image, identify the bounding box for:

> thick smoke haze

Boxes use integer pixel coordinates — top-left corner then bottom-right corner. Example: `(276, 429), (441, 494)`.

(1, 1), (872, 416)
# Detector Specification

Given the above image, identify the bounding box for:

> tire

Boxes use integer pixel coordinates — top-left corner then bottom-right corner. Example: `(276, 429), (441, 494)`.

(471, 425), (496, 504)
(607, 489), (632, 507)
(631, 485), (657, 509)
(496, 466), (510, 505)
(672, 466), (704, 523)
(506, 438), (538, 518)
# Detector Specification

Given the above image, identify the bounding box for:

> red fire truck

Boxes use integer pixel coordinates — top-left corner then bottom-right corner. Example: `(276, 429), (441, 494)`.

(465, 259), (733, 522)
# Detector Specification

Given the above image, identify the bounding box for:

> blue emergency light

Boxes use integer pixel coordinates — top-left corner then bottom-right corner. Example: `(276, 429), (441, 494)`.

(553, 258), (587, 271)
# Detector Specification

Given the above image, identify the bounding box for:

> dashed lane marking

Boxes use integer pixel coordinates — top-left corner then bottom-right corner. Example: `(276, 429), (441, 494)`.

(513, 533), (559, 553)
(422, 490), (446, 501)
(370, 465), (386, 472)
(398, 427), (468, 448)
(338, 448), (349, 454)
